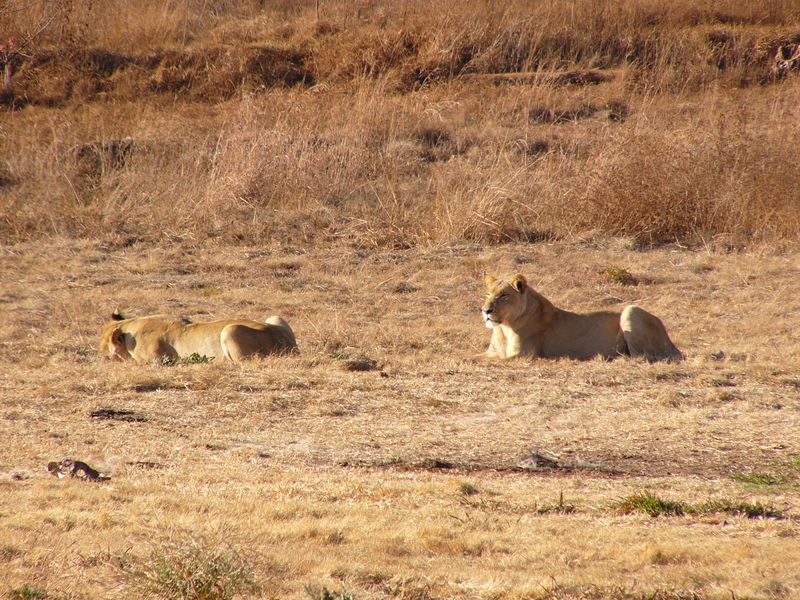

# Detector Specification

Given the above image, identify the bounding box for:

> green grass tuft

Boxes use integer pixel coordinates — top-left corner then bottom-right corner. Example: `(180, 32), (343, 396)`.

(616, 492), (689, 517)
(459, 482), (481, 496)
(699, 500), (784, 520)
(617, 492), (785, 520)
(8, 586), (50, 600)
(780, 455), (800, 473)
(730, 471), (789, 486)
(182, 353), (215, 364)
(598, 266), (638, 286)
(536, 491), (577, 515)
(304, 585), (358, 600)
(160, 353), (215, 366)
(117, 536), (259, 600)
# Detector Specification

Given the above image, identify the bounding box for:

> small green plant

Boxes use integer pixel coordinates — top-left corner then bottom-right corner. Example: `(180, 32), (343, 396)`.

(459, 481), (480, 496)
(615, 492), (689, 517)
(304, 585), (357, 600)
(118, 536), (259, 600)
(616, 492), (785, 520)
(536, 491), (577, 515)
(159, 353), (214, 366)
(8, 586), (49, 600)
(598, 265), (638, 286)
(786, 456), (800, 471)
(639, 592), (704, 600)
(774, 455), (800, 476)
(730, 471), (788, 486)
(699, 500), (784, 519)
(182, 353), (214, 364)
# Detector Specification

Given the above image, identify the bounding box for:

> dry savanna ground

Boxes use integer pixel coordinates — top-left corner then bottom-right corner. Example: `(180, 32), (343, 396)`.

(2, 1), (800, 600)
(2, 240), (800, 600)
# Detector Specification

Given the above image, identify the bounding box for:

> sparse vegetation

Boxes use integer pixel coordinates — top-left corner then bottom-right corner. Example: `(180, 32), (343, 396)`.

(616, 492), (690, 517)
(598, 266), (638, 286)
(698, 499), (785, 520)
(117, 536), (259, 600)
(729, 458), (800, 490)
(159, 353), (215, 366)
(531, 586), (707, 600)
(8, 586), (49, 600)
(730, 471), (790, 486)
(536, 491), (578, 515)
(1, 237), (799, 600)
(458, 481), (481, 496)
(304, 585), (358, 600)
(617, 492), (785, 519)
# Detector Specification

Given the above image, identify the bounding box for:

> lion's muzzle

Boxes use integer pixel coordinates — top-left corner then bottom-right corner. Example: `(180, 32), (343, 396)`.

(482, 309), (500, 329)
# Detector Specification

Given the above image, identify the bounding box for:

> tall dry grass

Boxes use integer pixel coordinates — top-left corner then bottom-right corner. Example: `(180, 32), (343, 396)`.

(2, 0), (800, 248)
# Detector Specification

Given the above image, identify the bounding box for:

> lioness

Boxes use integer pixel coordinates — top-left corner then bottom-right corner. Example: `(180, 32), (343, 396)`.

(99, 312), (298, 363)
(482, 274), (682, 362)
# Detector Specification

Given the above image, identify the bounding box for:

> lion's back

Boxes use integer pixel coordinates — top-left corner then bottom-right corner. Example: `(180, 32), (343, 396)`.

(219, 318), (298, 360)
(539, 309), (623, 359)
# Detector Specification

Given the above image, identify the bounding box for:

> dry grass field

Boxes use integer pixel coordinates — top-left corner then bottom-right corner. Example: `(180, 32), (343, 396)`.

(2, 1), (800, 599)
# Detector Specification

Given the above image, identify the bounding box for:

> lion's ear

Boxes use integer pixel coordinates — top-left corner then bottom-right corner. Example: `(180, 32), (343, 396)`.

(111, 310), (125, 321)
(510, 274), (527, 293)
(484, 275), (497, 289)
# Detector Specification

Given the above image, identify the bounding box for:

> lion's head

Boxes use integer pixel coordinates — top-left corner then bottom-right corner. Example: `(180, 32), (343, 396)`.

(481, 274), (531, 328)
(98, 312), (191, 361)
(98, 311), (130, 360)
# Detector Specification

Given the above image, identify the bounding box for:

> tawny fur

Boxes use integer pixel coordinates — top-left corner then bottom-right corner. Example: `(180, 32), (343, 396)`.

(98, 313), (297, 363)
(481, 274), (682, 362)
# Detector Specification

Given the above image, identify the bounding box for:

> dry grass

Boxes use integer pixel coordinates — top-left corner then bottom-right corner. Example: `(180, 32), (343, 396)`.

(2, 0), (800, 247)
(2, 2), (800, 599)
(1, 239), (800, 599)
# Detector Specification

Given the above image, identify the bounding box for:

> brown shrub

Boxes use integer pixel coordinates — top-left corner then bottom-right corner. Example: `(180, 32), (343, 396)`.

(548, 94), (800, 246)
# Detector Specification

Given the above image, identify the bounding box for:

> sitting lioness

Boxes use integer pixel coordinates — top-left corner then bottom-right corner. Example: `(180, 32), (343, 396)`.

(99, 312), (298, 363)
(482, 275), (682, 362)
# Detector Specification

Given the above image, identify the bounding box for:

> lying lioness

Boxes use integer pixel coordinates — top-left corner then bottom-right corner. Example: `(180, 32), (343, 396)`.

(482, 274), (682, 361)
(99, 312), (298, 363)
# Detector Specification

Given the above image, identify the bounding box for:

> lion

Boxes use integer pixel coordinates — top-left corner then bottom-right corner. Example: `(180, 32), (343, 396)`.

(98, 312), (298, 363)
(481, 274), (682, 362)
